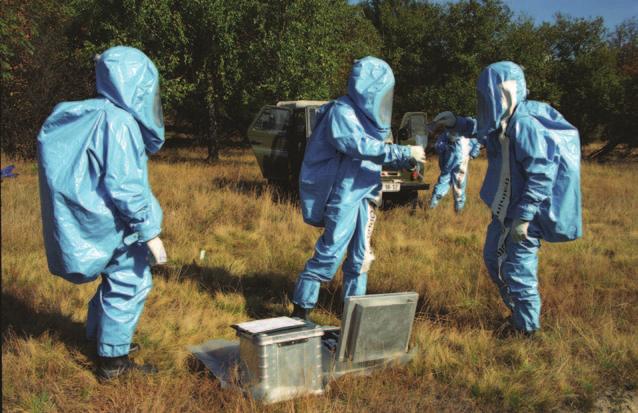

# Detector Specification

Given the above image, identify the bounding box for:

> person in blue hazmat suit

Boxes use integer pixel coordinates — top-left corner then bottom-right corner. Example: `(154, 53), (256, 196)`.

(290, 56), (425, 319)
(37, 46), (167, 379)
(431, 61), (582, 335)
(429, 130), (481, 212)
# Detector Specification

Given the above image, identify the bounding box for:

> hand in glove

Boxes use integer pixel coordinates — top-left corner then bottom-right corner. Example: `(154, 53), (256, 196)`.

(408, 145), (426, 164)
(511, 219), (530, 243)
(147, 237), (167, 265)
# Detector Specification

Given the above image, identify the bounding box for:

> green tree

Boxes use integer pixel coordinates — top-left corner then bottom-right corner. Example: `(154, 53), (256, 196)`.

(237, 0), (381, 117)
(67, 0), (380, 161)
(539, 15), (621, 144)
(1, 0), (91, 157)
(68, 0), (192, 125)
(591, 18), (638, 157)
(362, 0), (514, 119)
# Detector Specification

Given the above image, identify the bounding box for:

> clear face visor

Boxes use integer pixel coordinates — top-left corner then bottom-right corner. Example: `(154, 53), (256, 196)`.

(476, 88), (493, 137)
(377, 87), (394, 127)
(153, 84), (165, 128)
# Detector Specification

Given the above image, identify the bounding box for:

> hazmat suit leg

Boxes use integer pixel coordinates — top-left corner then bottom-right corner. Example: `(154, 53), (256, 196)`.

(501, 234), (541, 332)
(429, 171), (452, 208)
(86, 242), (152, 357)
(341, 201), (376, 298)
(293, 201), (368, 309)
(483, 218), (515, 311)
(452, 157), (470, 211)
(484, 217), (542, 332)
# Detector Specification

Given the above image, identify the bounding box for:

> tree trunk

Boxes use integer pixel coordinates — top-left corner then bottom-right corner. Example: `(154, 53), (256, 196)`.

(202, 72), (219, 163)
(205, 96), (219, 163)
(589, 138), (620, 161)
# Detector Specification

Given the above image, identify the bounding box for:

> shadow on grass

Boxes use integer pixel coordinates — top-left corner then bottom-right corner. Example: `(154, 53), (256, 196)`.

(210, 177), (299, 204)
(154, 264), (295, 319)
(211, 177), (267, 197)
(153, 262), (355, 320)
(152, 263), (452, 324)
(1, 291), (95, 360)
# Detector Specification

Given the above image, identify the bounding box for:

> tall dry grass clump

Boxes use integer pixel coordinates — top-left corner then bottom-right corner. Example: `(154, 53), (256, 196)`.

(2, 148), (637, 412)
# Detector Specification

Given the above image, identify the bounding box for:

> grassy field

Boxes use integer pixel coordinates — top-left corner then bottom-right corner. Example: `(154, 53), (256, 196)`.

(2, 147), (637, 412)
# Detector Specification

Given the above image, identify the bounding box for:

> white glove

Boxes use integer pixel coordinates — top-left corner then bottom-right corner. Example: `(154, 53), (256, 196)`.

(147, 237), (167, 265)
(408, 145), (426, 164)
(433, 111), (457, 128)
(511, 219), (530, 243)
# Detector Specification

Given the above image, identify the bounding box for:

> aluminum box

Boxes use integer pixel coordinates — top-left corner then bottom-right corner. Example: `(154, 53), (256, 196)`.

(235, 323), (324, 403)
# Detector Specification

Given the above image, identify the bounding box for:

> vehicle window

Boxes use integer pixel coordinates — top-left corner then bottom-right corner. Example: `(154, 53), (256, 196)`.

(252, 107), (290, 133)
(294, 110), (305, 137)
(306, 107), (319, 137)
(409, 114), (427, 137)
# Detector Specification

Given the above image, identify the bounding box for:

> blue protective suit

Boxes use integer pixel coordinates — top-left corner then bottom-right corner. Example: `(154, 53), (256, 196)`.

(429, 131), (480, 211)
(453, 61), (582, 332)
(38, 46), (164, 356)
(293, 57), (412, 309)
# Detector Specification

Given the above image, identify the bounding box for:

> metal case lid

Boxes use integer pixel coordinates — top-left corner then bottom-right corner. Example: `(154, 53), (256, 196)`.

(235, 323), (324, 346)
(337, 292), (418, 363)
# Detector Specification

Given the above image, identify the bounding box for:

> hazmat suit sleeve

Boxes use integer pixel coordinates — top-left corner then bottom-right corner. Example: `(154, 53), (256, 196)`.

(434, 134), (450, 154)
(328, 108), (411, 166)
(510, 118), (559, 222)
(103, 118), (161, 242)
(452, 117), (483, 145)
(470, 138), (481, 158)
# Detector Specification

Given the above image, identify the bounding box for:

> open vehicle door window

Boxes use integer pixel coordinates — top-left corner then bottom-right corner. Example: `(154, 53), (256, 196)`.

(251, 106), (292, 134)
(408, 113), (428, 149)
(247, 106), (293, 181)
(305, 107), (320, 139)
(398, 112), (428, 147)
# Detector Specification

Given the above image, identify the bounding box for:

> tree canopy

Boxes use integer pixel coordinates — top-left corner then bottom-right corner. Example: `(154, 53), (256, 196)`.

(2, 0), (636, 158)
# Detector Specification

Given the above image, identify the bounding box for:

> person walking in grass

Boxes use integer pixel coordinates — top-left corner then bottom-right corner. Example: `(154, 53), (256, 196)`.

(431, 61), (582, 336)
(290, 56), (425, 320)
(37, 46), (167, 379)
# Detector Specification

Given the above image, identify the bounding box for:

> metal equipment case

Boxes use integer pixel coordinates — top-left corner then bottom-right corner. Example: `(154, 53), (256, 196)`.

(235, 323), (324, 403)
(190, 292), (419, 404)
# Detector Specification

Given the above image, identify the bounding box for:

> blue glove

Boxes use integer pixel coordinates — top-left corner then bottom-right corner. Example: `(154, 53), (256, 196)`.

(1, 165), (17, 179)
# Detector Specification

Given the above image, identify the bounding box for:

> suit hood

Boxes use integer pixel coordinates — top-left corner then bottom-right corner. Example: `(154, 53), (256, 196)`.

(476, 61), (527, 139)
(96, 46), (165, 154)
(347, 56), (395, 130)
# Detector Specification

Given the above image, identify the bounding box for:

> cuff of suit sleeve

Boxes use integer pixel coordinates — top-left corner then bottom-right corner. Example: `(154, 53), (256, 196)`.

(512, 203), (538, 222)
(399, 145), (413, 168)
(131, 219), (161, 243)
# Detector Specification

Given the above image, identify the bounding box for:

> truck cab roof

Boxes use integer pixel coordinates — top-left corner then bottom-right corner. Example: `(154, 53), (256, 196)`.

(276, 100), (329, 109)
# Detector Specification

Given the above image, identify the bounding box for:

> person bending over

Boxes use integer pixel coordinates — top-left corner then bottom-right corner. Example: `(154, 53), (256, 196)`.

(429, 130), (481, 212)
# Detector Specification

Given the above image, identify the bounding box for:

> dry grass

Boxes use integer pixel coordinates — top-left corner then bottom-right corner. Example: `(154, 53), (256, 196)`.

(2, 147), (637, 412)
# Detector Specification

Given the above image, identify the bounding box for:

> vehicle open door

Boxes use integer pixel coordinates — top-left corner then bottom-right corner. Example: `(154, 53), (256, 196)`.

(247, 105), (293, 182)
(305, 105), (322, 139)
(398, 112), (429, 150)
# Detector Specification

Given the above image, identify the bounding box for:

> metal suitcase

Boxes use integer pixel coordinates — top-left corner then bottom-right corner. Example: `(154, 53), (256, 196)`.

(235, 323), (324, 403)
